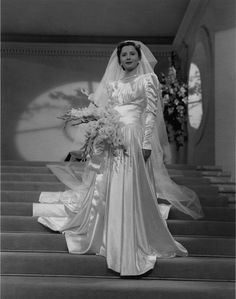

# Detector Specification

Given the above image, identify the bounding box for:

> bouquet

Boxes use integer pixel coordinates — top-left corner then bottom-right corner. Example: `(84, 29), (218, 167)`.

(160, 66), (188, 150)
(59, 102), (126, 160)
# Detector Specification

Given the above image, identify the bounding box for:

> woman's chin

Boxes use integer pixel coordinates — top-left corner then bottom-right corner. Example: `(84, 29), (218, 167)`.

(124, 66), (138, 73)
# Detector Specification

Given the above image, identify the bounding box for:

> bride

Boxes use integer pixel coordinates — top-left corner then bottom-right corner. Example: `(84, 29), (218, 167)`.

(33, 40), (203, 276)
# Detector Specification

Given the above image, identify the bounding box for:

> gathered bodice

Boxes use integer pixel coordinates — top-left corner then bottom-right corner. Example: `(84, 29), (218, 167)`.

(107, 73), (159, 126)
(108, 74), (147, 106)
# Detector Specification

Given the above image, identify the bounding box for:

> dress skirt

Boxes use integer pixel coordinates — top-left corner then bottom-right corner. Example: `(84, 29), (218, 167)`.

(34, 119), (188, 276)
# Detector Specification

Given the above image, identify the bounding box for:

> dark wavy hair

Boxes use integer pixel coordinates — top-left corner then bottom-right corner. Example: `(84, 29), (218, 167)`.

(116, 41), (142, 64)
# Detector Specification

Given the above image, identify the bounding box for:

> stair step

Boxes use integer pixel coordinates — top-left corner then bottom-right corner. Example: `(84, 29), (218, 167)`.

(1, 161), (224, 171)
(1, 160), (235, 295)
(166, 220), (235, 237)
(1, 252), (234, 281)
(1, 173), (211, 185)
(1, 202), (235, 222)
(163, 177), (211, 185)
(1, 181), (65, 191)
(1, 166), (205, 177)
(196, 165), (223, 171)
(1, 216), (235, 237)
(169, 169), (202, 177)
(228, 195), (236, 203)
(1, 161), (50, 166)
(2, 233), (235, 257)
(2, 275), (234, 299)
(1, 190), (229, 207)
(218, 185), (236, 193)
(199, 195), (229, 206)
(1, 191), (42, 202)
(1, 166), (52, 174)
(1, 161), (225, 172)
(1, 232), (67, 252)
(201, 171), (231, 177)
(1, 181), (220, 194)
(169, 206), (235, 222)
(1, 160), (193, 168)
(1, 202), (34, 216)
(2, 173), (61, 182)
(1, 160), (199, 169)
(206, 176), (234, 183)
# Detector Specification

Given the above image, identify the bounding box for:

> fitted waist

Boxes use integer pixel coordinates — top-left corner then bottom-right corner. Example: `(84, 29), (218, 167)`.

(114, 105), (143, 125)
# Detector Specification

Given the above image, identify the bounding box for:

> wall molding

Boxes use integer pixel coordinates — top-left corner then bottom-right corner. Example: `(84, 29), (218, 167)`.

(1, 42), (173, 58)
(2, 34), (174, 45)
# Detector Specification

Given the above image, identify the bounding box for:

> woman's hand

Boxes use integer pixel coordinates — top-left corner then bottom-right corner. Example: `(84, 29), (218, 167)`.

(142, 149), (151, 162)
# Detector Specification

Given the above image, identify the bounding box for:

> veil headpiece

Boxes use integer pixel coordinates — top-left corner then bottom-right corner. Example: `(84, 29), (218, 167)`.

(91, 40), (203, 218)
(71, 40), (203, 219)
(92, 40), (157, 106)
(92, 40), (171, 160)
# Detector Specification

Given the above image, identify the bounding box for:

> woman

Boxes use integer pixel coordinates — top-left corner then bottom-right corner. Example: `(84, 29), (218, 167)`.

(33, 41), (203, 276)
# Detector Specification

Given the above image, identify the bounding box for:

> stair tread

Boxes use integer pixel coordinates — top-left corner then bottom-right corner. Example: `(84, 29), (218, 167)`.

(2, 232), (235, 257)
(1, 167), (206, 177)
(1, 190), (229, 207)
(1, 216), (235, 237)
(2, 252), (235, 281)
(2, 275), (235, 299)
(1, 182), (220, 195)
(1, 160), (235, 295)
(1, 202), (235, 221)
(1, 160), (224, 171)
(3, 251), (234, 261)
(1, 173), (212, 185)
(2, 215), (234, 224)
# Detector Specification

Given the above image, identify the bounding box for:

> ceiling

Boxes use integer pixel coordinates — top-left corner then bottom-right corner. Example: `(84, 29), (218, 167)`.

(1, 0), (191, 44)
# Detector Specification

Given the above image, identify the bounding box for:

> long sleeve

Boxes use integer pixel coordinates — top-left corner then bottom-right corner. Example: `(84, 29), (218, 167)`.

(142, 73), (160, 150)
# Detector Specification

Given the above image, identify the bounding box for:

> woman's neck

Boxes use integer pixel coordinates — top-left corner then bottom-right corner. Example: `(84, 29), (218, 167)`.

(123, 68), (138, 79)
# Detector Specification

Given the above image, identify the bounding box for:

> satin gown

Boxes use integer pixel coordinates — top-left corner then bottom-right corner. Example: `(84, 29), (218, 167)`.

(33, 73), (189, 276)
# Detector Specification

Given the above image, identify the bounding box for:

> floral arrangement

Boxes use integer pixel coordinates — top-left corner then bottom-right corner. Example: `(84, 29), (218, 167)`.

(58, 99), (126, 160)
(160, 66), (188, 150)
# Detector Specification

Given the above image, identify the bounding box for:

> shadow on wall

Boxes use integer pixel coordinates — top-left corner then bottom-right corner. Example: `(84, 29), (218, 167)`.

(13, 82), (98, 162)
(1, 47), (171, 162)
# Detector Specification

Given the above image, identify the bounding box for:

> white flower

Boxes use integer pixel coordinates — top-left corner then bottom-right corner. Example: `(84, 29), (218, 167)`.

(60, 103), (126, 159)
(174, 99), (179, 105)
(80, 88), (89, 97)
(180, 86), (186, 93)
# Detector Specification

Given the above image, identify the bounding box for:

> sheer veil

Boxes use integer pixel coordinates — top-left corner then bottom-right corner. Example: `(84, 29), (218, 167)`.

(92, 41), (158, 105)
(92, 40), (171, 162)
(75, 40), (203, 219)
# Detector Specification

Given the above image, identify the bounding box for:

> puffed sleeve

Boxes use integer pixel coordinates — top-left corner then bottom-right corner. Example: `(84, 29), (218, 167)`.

(142, 73), (161, 150)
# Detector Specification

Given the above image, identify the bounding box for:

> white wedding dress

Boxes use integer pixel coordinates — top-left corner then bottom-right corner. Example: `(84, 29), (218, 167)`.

(33, 73), (203, 275)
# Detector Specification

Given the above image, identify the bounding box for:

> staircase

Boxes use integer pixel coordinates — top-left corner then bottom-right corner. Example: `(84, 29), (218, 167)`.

(1, 161), (235, 299)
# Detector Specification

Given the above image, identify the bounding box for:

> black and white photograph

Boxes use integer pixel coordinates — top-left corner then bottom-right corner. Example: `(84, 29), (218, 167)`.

(1, 0), (235, 298)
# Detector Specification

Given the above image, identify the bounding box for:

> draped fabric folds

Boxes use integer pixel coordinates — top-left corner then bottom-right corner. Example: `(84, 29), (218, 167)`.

(33, 73), (203, 276)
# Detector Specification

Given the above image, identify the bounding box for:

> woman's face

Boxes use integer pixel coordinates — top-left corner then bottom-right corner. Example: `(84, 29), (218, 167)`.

(119, 45), (140, 72)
